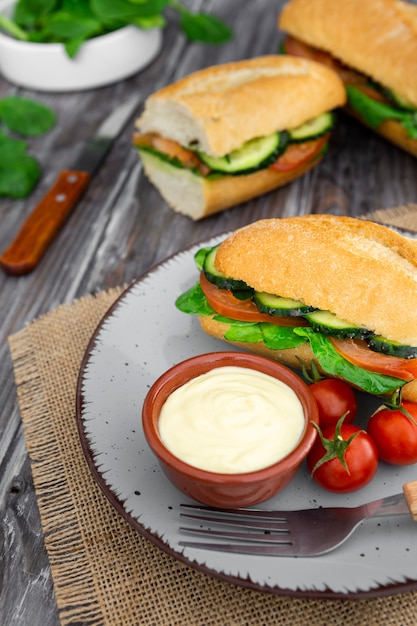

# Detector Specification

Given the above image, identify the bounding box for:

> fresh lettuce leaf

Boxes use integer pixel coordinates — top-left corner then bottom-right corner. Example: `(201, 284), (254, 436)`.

(213, 316), (308, 349)
(346, 85), (417, 138)
(175, 282), (214, 316)
(260, 323), (307, 350)
(295, 327), (406, 395)
(194, 247), (212, 271)
(223, 322), (265, 344)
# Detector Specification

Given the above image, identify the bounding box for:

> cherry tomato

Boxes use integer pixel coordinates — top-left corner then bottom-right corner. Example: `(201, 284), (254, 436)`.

(309, 378), (357, 429)
(307, 420), (378, 493)
(367, 401), (417, 465)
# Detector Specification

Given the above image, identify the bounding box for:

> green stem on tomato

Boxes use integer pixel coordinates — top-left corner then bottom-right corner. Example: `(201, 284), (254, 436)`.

(310, 414), (361, 475)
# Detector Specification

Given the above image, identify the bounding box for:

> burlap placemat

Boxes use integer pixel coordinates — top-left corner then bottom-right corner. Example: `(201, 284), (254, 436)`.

(362, 202), (417, 232)
(8, 205), (417, 626)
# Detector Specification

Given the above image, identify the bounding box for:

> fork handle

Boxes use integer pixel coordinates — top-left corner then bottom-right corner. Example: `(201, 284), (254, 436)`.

(403, 482), (417, 521)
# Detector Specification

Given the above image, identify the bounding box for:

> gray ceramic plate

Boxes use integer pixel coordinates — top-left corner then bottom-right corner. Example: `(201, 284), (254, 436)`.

(76, 235), (417, 599)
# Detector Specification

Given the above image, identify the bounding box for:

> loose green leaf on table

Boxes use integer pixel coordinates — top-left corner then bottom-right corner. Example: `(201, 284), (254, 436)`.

(169, 0), (233, 44)
(0, 97), (57, 198)
(0, 96), (57, 136)
(0, 133), (41, 198)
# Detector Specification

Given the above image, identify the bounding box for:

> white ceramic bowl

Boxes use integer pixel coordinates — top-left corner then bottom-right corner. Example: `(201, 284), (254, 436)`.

(0, 0), (162, 91)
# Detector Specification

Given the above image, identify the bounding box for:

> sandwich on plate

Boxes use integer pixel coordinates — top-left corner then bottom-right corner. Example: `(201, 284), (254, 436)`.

(176, 215), (417, 401)
(133, 55), (346, 219)
(278, 0), (417, 157)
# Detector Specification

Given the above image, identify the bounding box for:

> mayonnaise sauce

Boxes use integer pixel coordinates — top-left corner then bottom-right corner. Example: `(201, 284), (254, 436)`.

(158, 365), (305, 474)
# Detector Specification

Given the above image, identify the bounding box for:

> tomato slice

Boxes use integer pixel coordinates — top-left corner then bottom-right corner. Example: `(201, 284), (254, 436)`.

(284, 35), (338, 68)
(200, 273), (308, 327)
(269, 133), (329, 172)
(330, 338), (417, 381)
(283, 36), (388, 102)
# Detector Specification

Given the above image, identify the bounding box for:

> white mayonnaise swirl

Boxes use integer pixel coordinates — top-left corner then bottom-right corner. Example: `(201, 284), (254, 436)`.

(158, 365), (305, 474)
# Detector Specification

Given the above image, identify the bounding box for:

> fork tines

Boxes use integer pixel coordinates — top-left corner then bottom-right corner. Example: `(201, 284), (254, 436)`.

(179, 504), (294, 554)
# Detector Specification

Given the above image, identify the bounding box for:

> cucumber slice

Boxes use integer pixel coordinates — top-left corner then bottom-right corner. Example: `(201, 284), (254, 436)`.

(254, 291), (316, 316)
(203, 245), (250, 291)
(304, 310), (371, 339)
(199, 132), (288, 174)
(368, 335), (417, 359)
(289, 112), (334, 142)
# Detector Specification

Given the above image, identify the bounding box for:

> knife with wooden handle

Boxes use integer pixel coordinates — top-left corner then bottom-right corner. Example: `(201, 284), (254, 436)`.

(0, 93), (142, 276)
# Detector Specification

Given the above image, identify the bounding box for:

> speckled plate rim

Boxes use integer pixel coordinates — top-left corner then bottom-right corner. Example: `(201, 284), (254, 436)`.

(76, 233), (417, 601)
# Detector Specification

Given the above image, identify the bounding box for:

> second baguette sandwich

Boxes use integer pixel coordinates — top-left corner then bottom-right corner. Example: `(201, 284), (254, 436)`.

(176, 215), (417, 402)
(133, 56), (345, 219)
(279, 0), (417, 158)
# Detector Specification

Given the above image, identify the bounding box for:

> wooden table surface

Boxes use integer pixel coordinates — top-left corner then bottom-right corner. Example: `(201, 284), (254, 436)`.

(1, 1), (417, 623)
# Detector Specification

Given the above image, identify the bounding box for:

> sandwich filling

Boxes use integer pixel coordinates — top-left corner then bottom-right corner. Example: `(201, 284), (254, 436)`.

(133, 110), (333, 178)
(282, 36), (417, 139)
(176, 243), (417, 397)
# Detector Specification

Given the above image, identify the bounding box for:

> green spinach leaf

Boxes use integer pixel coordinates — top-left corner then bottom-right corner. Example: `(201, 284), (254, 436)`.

(295, 327), (406, 395)
(221, 319), (307, 349)
(0, 96), (56, 198)
(194, 247), (211, 271)
(260, 323), (307, 350)
(223, 322), (264, 344)
(0, 134), (41, 198)
(175, 282), (214, 316)
(14, 0), (57, 29)
(346, 85), (417, 138)
(173, 5), (233, 44)
(1, 0), (232, 56)
(0, 96), (57, 136)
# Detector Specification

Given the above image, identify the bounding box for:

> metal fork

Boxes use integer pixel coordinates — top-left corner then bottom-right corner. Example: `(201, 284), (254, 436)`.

(179, 486), (416, 557)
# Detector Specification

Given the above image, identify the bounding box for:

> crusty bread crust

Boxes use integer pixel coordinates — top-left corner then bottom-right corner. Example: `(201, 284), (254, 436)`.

(139, 149), (323, 220)
(215, 215), (417, 346)
(279, 0), (417, 107)
(136, 55), (345, 157)
(198, 315), (417, 402)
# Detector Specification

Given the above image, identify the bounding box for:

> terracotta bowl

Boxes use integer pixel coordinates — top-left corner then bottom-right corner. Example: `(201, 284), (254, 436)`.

(142, 352), (319, 508)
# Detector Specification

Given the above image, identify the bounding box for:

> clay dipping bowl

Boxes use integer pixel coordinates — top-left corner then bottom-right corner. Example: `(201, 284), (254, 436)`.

(142, 352), (319, 508)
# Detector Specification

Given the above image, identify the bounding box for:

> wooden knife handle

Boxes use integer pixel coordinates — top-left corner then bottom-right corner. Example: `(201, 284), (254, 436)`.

(0, 169), (91, 276)
(403, 481), (417, 521)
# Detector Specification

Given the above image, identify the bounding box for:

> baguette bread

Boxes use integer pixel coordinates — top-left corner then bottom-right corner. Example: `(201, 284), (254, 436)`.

(278, 0), (417, 157)
(134, 56), (346, 219)
(137, 149), (321, 220)
(190, 215), (417, 402)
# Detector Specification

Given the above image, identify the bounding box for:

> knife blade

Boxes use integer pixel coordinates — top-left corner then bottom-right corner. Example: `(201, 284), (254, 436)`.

(0, 93), (142, 276)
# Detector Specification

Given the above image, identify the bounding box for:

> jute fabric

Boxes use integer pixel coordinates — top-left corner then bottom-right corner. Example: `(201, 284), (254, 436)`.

(8, 205), (417, 625)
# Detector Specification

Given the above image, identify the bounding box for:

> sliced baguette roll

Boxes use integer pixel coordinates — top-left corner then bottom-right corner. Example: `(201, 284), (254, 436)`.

(134, 55), (345, 219)
(279, 0), (417, 108)
(215, 215), (417, 346)
(136, 55), (345, 157)
(279, 0), (417, 157)
(197, 214), (417, 401)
